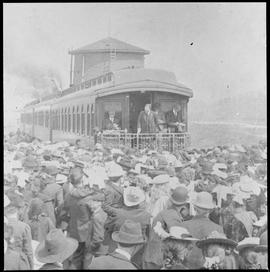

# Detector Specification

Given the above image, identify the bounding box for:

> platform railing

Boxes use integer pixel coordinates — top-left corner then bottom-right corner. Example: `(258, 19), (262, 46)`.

(97, 131), (191, 152)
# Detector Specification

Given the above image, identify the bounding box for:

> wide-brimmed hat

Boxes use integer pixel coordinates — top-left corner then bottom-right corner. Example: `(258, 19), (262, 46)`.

(255, 231), (267, 252)
(106, 162), (125, 178)
(152, 174), (170, 185)
(55, 174), (67, 184)
(170, 186), (189, 205)
(123, 186), (145, 207)
(4, 194), (10, 207)
(44, 165), (59, 176)
(22, 156), (40, 169)
(35, 229), (78, 263)
(168, 226), (198, 241)
(237, 237), (260, 253)
(197, 231), (237, 249)
(111, 219), (145, 245)
(232, 195), (244, 205)
(193, 191), (215, 210)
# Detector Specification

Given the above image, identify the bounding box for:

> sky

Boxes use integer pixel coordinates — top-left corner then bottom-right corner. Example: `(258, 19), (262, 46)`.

(4, 3), (266, 127)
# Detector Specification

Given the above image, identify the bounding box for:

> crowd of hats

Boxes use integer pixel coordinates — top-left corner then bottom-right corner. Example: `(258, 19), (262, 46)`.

(4, 131), (268, 269)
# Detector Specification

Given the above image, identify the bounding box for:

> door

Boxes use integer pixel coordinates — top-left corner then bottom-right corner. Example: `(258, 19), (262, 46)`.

(129, 92), (151, 133)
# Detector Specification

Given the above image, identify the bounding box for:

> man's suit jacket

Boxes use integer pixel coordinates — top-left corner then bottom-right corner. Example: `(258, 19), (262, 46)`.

(88, 252), (137, 270)
(64, 194), (94, 242)
(103, 118), (121, 130)
(179, 215), (224, 269)
(166, 110), (183, 132)
(137, 111), (158, 133)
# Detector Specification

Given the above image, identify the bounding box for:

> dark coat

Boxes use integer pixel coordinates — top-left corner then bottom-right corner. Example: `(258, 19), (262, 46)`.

(88, 252), (137, 269)
(165, 110), (183, 132)
(41, 180), (63, 226)
(179, 214), (224, 269)
(7, 218), (34, 270)
(137, 111), (158, 133)
(64, 194), (94, 242)
(143, 207), (184, 269)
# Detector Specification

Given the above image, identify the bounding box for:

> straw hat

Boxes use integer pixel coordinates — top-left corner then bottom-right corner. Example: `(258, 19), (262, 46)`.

(111, 219), (145, 244)
(232, 195), (244, 205)
(35, 229), (78, 263)
(152, 174), (170, 185)
(55, 174), (68, 184)
(170, 186), (189, 205)
(237, 237), (260, 253)
(192, 191), (215, 210)
(255, 231), (267, 252)
(168, 226), (198, 241)
(107, 162), (125, 178)
(4, 194), (10, 207)
(197, 231), (237, 249)
(123, 186), (145, 207)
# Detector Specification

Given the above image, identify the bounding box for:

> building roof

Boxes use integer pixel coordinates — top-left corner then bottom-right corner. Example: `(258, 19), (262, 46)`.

(70, 37), (150, 55)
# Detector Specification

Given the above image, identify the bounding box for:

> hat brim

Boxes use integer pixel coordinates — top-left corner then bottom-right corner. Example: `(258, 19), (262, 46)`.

(197, 238), (237, 249)
(170, 197), (189, 206)
(254, 245), (268, 252)
(111, 231), (145, 245)
(237, 243), (260, 252)
(168, 235), (198, 242)
(35, 237), (78, 263)
(193, 203), (215, 210)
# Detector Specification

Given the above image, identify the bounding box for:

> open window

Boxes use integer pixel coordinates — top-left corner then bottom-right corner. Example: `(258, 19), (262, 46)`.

(102, 101), (122, 130)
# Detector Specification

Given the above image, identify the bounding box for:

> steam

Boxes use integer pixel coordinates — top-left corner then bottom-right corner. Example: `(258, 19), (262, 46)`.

(8, 62), (63, 100)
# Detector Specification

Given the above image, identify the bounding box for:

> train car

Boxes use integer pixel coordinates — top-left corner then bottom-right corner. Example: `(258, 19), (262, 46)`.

(20, 37), (193, 150)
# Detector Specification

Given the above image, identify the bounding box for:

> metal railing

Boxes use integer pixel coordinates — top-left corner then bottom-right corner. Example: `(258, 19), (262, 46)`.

(97, 131), (191, 152)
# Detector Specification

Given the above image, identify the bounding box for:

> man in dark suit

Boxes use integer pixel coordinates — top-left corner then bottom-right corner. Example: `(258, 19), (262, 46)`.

(166, 103), (186, 132)
(137, 104), (158, 133)
(103, 111), (121, 130)
(88, 219), (145, 269)
(179, 191), (224, 269)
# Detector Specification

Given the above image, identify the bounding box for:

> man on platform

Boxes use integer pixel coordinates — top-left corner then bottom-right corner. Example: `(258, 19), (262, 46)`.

(103, 111), (121, 131)
(166, 103), (186, 132)
(137, 104), (158, 134)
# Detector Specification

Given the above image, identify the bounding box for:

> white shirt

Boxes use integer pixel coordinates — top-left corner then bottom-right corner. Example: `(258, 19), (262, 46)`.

(115, 248), (131, 261)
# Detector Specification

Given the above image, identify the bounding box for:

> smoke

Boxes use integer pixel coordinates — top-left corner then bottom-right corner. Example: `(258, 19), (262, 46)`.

(7, 62), (63, 100)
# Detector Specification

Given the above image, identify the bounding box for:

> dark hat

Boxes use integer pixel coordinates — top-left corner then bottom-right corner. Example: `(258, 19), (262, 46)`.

(170, 186), (189, 205)
(197, 231), (237, 249)
(28, 198), (46, 218)
(255, 231), (267, 252)
(23, 156), (39, 169)
(44, 165), (58, 176)
(35, 229), (78, 263)
(111, 219), (145, 245)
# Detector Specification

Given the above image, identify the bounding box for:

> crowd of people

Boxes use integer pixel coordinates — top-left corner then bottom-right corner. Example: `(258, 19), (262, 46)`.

(4, 129), (268, 270)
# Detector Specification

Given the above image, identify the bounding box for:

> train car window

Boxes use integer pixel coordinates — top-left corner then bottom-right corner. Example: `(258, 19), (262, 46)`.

(68, 108), (71, 132)
(64, 108), (68, 132)
(81, 105), (85, 135)
(45, 111), (49, 128)
(85, 80), (91, 88)
(72, 106), (76, 133)
(81, 83), (85, 89)
(61, 109), (64, 131)
(92, 79), (96, 86)
(108, 74), (112, 81)
(87, 104), (90, 136)
(77, 106), (80, 134)
(91, 104), (94, 136)
(98, 77), (102, 84)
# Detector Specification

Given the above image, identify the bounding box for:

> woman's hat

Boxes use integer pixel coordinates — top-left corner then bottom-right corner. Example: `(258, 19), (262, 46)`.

(35, 229), (78, 263)
(192, 191), (215, 210)
(152, 174), (170, 185)
(236, 237), (260, 253)
(255, 231), (267, 252)
(170, 186), (189, 205)
(123, 186), (145, 207)
(232, 195), (244, 205)
(196, 231), (237, 249)
(106, 162), (125, 178)
(4, 194), (10, 207)
(111, 219), (145, 244)
(168, 226), (198, 241)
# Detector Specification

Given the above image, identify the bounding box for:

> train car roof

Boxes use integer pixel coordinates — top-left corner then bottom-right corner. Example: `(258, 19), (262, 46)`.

(70, 37), (150, 55)
(95, 68), (193, 98)
(23, 68), (193, 109)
